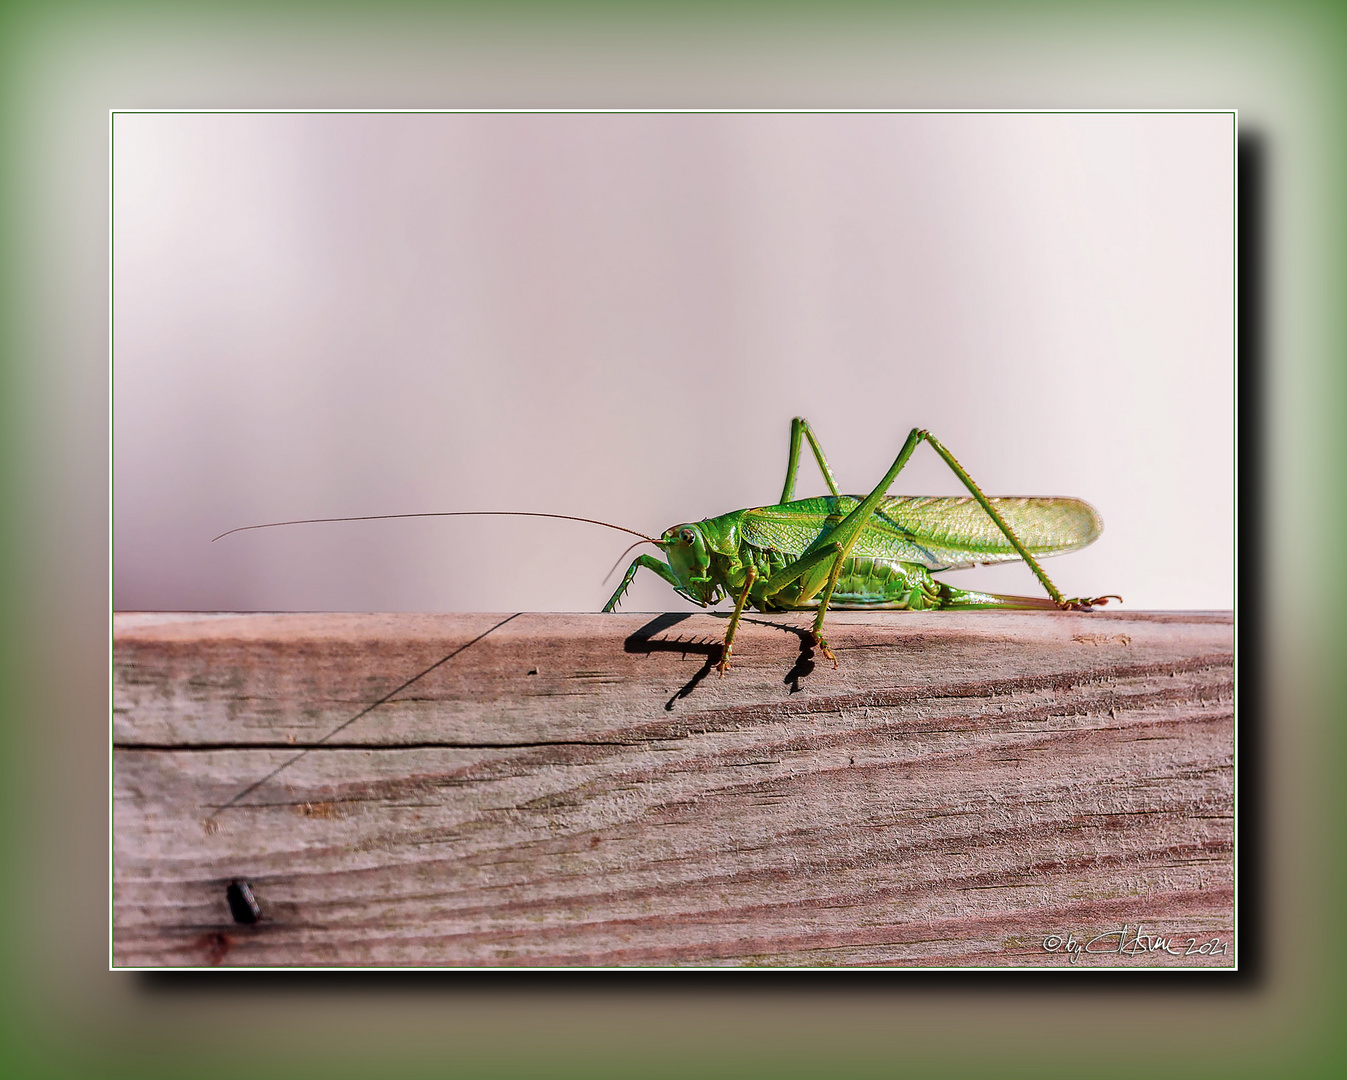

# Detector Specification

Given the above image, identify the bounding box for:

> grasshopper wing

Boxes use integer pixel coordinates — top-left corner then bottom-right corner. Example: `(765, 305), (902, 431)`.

(866, 495), (1103, 570)
(741, 495), (1102, 572)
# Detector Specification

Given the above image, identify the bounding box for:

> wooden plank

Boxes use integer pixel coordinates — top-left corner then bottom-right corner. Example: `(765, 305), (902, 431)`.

(113, 610), (1235, 968)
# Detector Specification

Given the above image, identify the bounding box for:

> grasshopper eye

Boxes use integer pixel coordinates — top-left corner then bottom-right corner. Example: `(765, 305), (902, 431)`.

(680, 529), (695, 544)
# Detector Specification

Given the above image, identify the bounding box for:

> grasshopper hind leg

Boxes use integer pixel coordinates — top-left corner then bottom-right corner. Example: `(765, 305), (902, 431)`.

(933, 583), (1121, 611)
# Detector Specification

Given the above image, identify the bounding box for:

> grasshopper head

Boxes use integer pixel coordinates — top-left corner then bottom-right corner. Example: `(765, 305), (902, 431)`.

(659, 523), (722, 606)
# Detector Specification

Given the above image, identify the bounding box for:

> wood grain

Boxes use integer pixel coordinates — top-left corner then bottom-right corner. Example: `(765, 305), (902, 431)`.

(113, 610), (1235, 967)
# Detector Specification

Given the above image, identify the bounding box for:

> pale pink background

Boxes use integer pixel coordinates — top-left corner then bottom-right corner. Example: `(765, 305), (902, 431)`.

(113, 112), (1234, 612)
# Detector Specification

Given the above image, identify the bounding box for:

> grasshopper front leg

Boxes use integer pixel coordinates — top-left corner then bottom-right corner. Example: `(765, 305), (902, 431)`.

(603, 554), (683, 612)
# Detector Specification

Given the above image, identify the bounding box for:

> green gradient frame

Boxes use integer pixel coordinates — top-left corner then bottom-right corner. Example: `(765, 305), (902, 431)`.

(6, 2), (1345, 1078)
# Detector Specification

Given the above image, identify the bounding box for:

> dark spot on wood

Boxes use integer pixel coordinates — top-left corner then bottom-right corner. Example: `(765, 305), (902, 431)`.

(197, 931), (232, 965)
(226, 880), (261, 924)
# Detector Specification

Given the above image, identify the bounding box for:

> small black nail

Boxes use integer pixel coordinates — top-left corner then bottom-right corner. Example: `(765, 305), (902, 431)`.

(226, 880), (261, 924)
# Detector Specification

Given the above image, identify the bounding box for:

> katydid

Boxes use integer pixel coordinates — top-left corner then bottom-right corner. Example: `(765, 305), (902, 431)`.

(601, 419), (1115, 672)
(214, 419), (1115, 674)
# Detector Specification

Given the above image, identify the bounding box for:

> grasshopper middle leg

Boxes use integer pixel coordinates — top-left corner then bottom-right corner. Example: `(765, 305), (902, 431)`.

(780, 417), (841, 503)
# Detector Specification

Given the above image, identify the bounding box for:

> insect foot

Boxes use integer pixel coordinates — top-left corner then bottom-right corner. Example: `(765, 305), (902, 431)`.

(716, 643), (732, 677)
(1059, 595), (1123, 612)
(812, 632), (839, 669)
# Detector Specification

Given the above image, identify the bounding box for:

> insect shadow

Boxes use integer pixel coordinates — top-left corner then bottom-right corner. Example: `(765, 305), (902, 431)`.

(740, 616), (817, 694)
(623, 613), (721, 709)
(623, 612), (819, 707)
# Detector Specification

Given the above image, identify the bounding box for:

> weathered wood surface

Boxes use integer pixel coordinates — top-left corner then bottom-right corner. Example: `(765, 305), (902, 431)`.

(113, 610), (1235, 968)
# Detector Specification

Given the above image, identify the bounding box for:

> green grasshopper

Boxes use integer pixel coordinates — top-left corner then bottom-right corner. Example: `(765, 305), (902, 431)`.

(215, 418), (1115, 674)
(602, 419), (1116, 673)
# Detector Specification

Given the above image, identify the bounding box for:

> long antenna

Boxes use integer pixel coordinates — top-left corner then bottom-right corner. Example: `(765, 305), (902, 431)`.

(212, 511), (658, 544)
